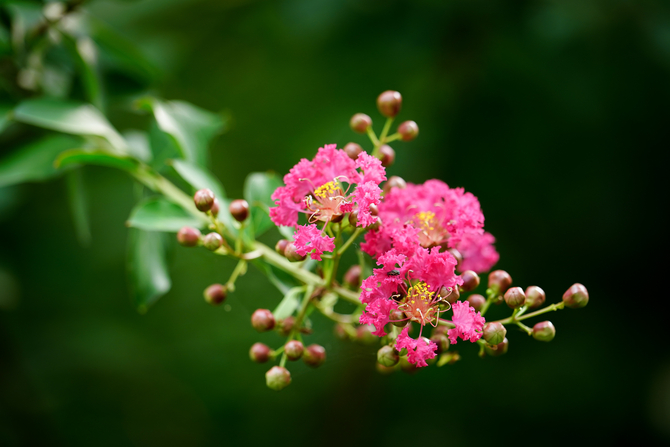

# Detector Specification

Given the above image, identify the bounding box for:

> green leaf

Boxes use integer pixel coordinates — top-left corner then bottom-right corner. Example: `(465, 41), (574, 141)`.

(56, 150), (138, 171)
(251, 259), (300, 295)
(0, 135), (81, 187)
(0, 104), (12, 133)
(65, 169), (91, 246)
(123, 129), (152, 163)
(273, 286), (304, 320)
(278, 225), (295, 240)
(127, 229), (171, 313)
(127, 197), (203, 232)
(243, 171), (282, 238)
(138, 97), (225, 166)
(170, 159), (225, 198)
(60, 32), (103, 109)
(13, 98), (127, 151)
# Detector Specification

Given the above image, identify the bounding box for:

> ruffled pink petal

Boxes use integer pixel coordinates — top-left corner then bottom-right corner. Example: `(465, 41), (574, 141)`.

(405, 247), (462, 291)
(354, 181), (382, 228)
(394, 327), (437, 368)
(293, 224), (335, 261)
(359, 297), (398, 337)
(447, 300), (486, 344)
(457, 232), (499, 273)
(355, 152), (387, 185)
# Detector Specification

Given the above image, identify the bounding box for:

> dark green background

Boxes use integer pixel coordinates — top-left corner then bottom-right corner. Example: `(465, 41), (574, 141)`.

(1, 0), (668, 445)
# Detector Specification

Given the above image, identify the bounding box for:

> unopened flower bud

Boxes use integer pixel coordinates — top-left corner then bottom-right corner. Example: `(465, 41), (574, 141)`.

(284, 243), (306, 262)
(483, 322), (507, 346)
(194, 188), (215, 212)
(265, 366), (291, 391)
(350, 113), (372, 133)
(249, 342), (271, 363)
(276, 316), (295, 336)
(448, 249), (463, 269)
(376, 362), (396, 375)
(504, 287), (526, 309)
(369, 216), (382, 230)
(377, 90), (402, 118)
(399, 356), (418, 374)
(524, 286), (546, 309)
(439, 286), (459, 304)
(430, 333), (450, 354)
(390, 309), (408, 327)
(356, 325), (377, 344)
(284, 340), (304, 360)
(303, 344), (326, 367)
(344, 142), (363, 160)
(383, 176), (407, 194)
(467, 294), (486, 312)
(562, 283), (589, 309)
(398, 120), (419, 141)
(532, 321), (556, 342)
(229, 199), (249, 222)
(334, 323), (349, 340)
(377, 345), (399, 367)
(488, 270), (512, 295)
(203, 232), (223, 251)
(343, 265), (362, 288)
(203, 283), (227, 305)
(485, 337), (509, 357)
(177, 226), (201, 247)
(379, 145), (395, 167)
(251, 309), (275, 332)
(369, 203), (379, 216)
(460, 270), (480, 292)
(275, 239), (290, 256)
(210, 198), (220, 217)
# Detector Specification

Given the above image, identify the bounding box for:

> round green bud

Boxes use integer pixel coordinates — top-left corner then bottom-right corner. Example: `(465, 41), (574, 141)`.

(302, 344), (326, 368)
(377, 345), (399, 367)
(377, 90), (402, 118)
(203, 232), (223, 251)
(356, 325), (377, 344)
(350, 113), (372, 133)
(430, 332), (450, 354)
(376, 362), (396, 375)
(265, 366), (291, 391)
(484, 337), (509, 357)
(194, 188), (215, 212)
(525, 286), (546, 309)
(448, 248), (463, 269)
(284, 340), (304, 361)
(249, 342), (271, 363)
(439, 286), (459, 304)
(343, 265), (362, 288)
(276, 316), (295, 337)
(390, 309), (408, 327)
(344, 142), (363, 160)
(229, 199), (249, 222)
(398, 120), (419, 141)
(504, 286), (526, 309)
(251, 309), (275, 332)
(399, 356), (418, 374)
(562, 283), (589, 308)
(284, 242), (306, 262)
(532, 321), (556, 342)
(379, 145), (395, 167)
(483, 322), (507, 346)
(177, 226), (201, 247)
(488, 270), (512, 295)
(203, 283), (227, 305)
(467, 294), (486, 312)
(209, 198), (220, 217)
(275, 239), (290, 256)
(460, 270), (480, 292)
(383, 175), (407, 195)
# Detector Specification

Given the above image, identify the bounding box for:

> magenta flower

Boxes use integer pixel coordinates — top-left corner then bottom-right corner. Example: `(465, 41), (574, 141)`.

(447, 300), (486, 344)
(293, 224), (335, 261)
(456, 232), (500, 273)
(395, 327), (438, 368)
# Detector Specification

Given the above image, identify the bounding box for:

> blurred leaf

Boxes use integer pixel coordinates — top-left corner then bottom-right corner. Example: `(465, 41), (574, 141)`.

(65, 169), (91, 246)
(169, 159), (224, 198)
(127, 229), (171, 313)
(56, 149), (138, 171)
(243, 171), (282, 238)
(123, 129), (152, 163)
(148, 120), (179, 170)
(60, 32), (103, 109)
(14, 98), (127, 151)
(278, 226), (295, 240)
(0, 104), (13, 133)
(137, 97), (225, 166)
(0, 135), (81, 187)
(273, 286), (304, 320)
(251, 259), (300, 295)
(127, 197), (203, 232)
(5, 2), (43, 51)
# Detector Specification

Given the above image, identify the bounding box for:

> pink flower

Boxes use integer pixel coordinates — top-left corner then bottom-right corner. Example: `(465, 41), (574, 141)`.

(293, 224), (335, 261)
(353, 181), (382, 228)
(395, 327), (438, 368)
(457, 232), (499, 273)
(447, 300), (486, 344)
(355, 152), (387, 185)
(359, 297), (398, 337)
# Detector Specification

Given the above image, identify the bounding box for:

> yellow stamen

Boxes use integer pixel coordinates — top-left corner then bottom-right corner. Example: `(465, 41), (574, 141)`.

(415, 211), (436, 231)
(314, 181), (338, 199)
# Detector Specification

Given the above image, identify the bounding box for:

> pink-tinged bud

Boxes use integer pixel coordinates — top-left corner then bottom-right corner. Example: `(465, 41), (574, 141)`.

(390, 309), (408, 327)
(348, 210), (359, 227)
(343, 265), (362, 288)
(376, 362), (396, 375)
(562, 283), (589, 309)
(194, 188), (215, 212)
(229, 199), (249, 222)
(377, 345), (399, 367)
(439, 286), (459, 304)
(265, 366), (291, 391)
(485, 337), (509, 357)
(276, 316), (295, 337)
(379, 145), (395, 167)
(460, 270), (480, 292)
(377, 90), (402, 118)
(430, 333), (450, 354)
(483, 322), (507, 345)
(284, 340), (304, 361)
(344, 142), (364, 160)
(383, 175), (407, 194)
(504, 287), (526, 309)
(525, 286), (546, 309)
(177, 226), (201, 247)
(369, 203), (379, 216)
(203, 232), (223, 251)
(275, 239), (290, 256)
(399, 356), (418, 374)
(467, 294), (486, 312)
(251, 309), (275, 332)
(448, 248), (463, 269)
(368, 216), (382, 230)
(533, 321), (556, 342)
(284, 242), (306, 262)
(302, 344), (326, 368)
(397, 120), (419, 141)
(203, 283), (227, 305)
(334, 323), (349, 340)
(488, 270), (512, 295)
(350, 113), (372, 133)
(210, 198), (220, 217)
(356, 325), (377, 344)
(249, 342), (271, 363)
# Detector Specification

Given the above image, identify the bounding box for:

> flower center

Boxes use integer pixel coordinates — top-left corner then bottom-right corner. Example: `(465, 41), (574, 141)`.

(399, 282), (440, 326)
(305, 181), (347, 223)
(314, 181), (339, 199)
(412, 211), (448, 248)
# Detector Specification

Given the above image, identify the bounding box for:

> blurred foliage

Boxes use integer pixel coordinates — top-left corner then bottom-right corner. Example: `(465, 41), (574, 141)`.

(1, 0), (669, 446)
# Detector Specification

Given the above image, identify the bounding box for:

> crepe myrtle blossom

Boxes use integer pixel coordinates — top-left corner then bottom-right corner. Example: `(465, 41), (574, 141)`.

(361, 179), (499, 273)
(447, 300), (486, 345)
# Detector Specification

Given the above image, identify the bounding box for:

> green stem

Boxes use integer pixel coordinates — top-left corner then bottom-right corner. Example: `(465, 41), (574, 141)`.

(492, 302), (565, 325)
(337, 228), (363, 256)
(384, 132), (401, 143)
(367, 127), (380, 148)
(379, 117), (394, 145)
(225, 259), (247, 292)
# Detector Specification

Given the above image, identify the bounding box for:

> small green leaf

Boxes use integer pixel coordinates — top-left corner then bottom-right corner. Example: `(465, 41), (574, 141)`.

(278, 225), (295, 240)
(65, 169), (91, 246)
(60, 32), (103, 109)
(14, 98), (127, 151)
(273, 286), (304, 320)
(127, 197), (203, 232)
(128, 229), (171, 313)
(56, 150), (138, 171)
(170, 159), (225, 198)
(0, 104), (12, 133)
(123, 129), (152, 163)
(243, 171), (282, 238)
(251, 259), (300, 295)
(0, 135), (81, 187)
